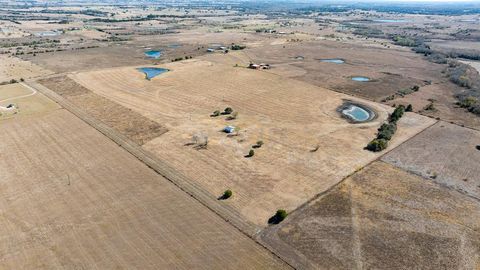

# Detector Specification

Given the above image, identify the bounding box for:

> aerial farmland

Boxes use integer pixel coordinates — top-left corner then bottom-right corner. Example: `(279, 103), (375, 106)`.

(1, 0), (480, 269)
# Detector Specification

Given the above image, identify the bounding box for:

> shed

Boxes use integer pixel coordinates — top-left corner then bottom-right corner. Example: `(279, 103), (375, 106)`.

(223, 126), (236, 133)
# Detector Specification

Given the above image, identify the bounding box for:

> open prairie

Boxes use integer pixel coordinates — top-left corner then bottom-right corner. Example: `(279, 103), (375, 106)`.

(382, 121), (480, 199)
(0, 108), (290, 269)
(261, 161), (480, 269)
(39, 58), (436, 226)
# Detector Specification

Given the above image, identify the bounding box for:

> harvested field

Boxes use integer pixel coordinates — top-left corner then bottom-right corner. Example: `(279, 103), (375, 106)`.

(67, 59), (435, 226)
(261, 161), (480, 270)
(38, 76), (167, 145)
(382, 121), (480, 200)
(0, 108), (290, 269)
(0, 83), (60, 120)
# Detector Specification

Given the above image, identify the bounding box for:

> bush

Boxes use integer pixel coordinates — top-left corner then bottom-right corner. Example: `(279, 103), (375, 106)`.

(389, 105), (405, 123)
(268, 209), (288, 224)
(227, 111), (238, 120)
(221, 189), (232, 199)
(406, 104), (413, 112)
(253, 140), (264, 148)
(223, 107), (233, 115)
(366, 139), (388, 152)
(246, 149), (255, 158)
(377, 123), (397, 140)
(458, 96), (478, 108)
(211, 110), (221, 117)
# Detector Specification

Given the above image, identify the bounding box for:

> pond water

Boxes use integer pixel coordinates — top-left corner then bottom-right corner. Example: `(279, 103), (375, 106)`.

(342, 104), (371, 122)
(320, 59), (345, 64)
(144, 50), (162, 59)
(137, 67), (169, 80)
(373, 19), (409, 23)
(352, 76), (370, 82)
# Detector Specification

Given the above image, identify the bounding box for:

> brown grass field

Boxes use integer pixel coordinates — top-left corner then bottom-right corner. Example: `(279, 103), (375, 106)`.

(0, 55), (52, 82)
(40, 57), (437, 226)
(0, 108), (290, 269)
(382, 121), (480, 200)
(261, 161), (480, 269)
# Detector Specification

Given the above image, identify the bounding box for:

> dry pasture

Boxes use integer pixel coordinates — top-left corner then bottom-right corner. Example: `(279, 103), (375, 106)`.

(382, 121), (480, 200)
(0, 108), (290, 269)
(0, 55), (52, 82)
(62, 59), (435, 226)
(261, 161), (480, 270)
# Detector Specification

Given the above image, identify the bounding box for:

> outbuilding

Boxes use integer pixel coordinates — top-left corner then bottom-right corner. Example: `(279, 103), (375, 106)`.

(223, 126), (236, 133)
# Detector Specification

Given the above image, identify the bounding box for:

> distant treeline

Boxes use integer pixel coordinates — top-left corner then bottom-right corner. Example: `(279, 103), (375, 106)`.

(296, 2), (480, 15)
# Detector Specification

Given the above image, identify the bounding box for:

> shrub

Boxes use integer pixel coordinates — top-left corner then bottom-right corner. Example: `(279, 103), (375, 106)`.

(366, 139), (388, 152)
(227, 111), (238, 120)
(458, 96), (478, 108)
(246, 149), (255, 157)
(254, 140), (264, 148)
(211, 110), (221, 117)
(412, 85), (420, 92)
(223, 107), (233, 115)
(221, 189), (232, 199)
(389, 105), (405, 123)
(406, 104), (413, 112)
(424, 102), (435, 111)
(231, 44), (246, 50)
(377, 123), (397, 140)
(268, 209), (288, 224)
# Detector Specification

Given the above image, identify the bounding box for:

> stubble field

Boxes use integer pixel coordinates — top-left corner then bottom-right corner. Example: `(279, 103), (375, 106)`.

(0, 108), (290, 269)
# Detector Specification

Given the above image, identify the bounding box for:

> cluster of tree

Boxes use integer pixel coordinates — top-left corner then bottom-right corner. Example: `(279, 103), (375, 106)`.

(366, 105), (405, 152)
(171, 56), (192, 62)
(230, 44), (246, 50)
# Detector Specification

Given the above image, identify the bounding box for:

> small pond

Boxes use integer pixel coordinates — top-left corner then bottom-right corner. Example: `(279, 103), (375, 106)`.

(351, 76), (370, 82)
(320, 59), (345, 64)
(340, 103), (374, 123)
(137, 67), (169, 80)
(144, 50), (162, 59)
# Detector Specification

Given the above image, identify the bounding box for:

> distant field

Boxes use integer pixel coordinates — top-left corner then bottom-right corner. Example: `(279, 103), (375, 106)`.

(0, 108), (290, 269)
(382, 121), (480, 199)
(262, 161), (480, 269)
(60, 59), (435, 226)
